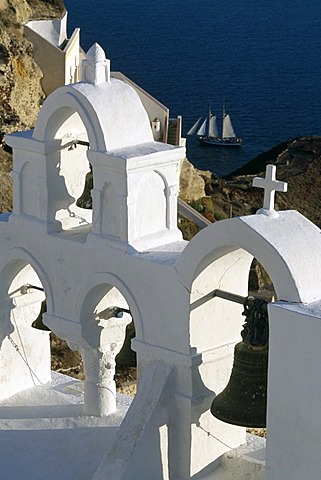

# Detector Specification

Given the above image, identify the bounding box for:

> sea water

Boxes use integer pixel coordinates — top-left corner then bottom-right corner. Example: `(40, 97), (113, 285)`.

(64, 0), (321, 177)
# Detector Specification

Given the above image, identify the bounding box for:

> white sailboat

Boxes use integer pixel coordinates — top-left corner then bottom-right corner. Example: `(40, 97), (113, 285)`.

(188, 103), (243, 147)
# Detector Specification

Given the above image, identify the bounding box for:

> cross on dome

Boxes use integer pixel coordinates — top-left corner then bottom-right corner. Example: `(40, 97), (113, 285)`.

(253, 164), (287, 214)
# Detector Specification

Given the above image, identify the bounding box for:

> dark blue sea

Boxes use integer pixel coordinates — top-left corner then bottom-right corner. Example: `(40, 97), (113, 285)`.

(64, 0), (321, 177)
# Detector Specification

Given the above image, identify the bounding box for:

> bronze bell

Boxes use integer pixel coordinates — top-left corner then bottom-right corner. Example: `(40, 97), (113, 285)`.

(31, 300), (50, 331)
(115, 321), (137, 367)
(211, 297), (269, 428)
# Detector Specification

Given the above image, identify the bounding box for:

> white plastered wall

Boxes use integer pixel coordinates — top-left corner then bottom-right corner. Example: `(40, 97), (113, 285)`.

(266, 301), (321, 480)
(25, 11), (81, 96)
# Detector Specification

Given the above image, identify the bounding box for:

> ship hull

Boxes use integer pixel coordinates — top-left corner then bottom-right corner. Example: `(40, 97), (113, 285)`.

(199, 136), (243, 147)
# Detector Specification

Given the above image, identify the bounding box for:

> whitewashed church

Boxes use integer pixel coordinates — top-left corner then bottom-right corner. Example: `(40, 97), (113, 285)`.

(1, 38), (321, 480)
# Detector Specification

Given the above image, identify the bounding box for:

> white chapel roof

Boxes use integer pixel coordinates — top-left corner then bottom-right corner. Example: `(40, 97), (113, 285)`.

(33, 45), (154, 152)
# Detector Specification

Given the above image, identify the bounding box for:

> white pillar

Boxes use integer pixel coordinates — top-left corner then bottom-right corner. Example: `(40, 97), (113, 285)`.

(82, 345), (121, 416)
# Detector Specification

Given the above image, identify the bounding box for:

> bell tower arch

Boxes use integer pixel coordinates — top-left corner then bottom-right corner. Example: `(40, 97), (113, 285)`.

(170, 205), (321, 476)
(6, 44), (185, 250)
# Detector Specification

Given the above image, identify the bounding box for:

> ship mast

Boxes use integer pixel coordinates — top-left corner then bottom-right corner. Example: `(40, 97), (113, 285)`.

(222, 96), (226, 140)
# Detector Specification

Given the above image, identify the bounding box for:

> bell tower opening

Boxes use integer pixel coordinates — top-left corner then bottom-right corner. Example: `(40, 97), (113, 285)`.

(0, 261), (51, 400)
(190, 249), (275, 441)
(78, 281), (137, 415)
(47, 108), (93, 234)
(209, 257), (275, 435)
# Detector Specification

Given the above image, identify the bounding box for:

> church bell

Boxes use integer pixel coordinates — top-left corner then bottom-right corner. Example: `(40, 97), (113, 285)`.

(31, 300), (50, 331)
(210, 297), (269, 428)
(115, 321), (137, 367)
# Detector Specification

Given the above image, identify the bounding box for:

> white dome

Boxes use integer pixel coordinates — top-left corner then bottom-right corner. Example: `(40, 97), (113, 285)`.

(86, 43), (106, 63)
(33, 78), (154, 151)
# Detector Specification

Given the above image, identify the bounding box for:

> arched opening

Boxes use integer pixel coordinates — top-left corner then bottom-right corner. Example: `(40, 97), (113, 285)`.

(0, 261), (51, 400)
(49, 305), (138, 397)
(190, 247), (275, 442)
(173, 211), (321, 472)
(45, 108), (93, 234)
(0, 258), (138, 408)
(0, 258), (87, 403)
(79, 282), (137, 415)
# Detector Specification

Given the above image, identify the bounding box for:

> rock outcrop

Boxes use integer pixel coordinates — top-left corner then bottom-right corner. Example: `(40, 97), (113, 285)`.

(179, 157), (211, 202)
(0, 0), (64, 211)
(0, 0), (64, 142)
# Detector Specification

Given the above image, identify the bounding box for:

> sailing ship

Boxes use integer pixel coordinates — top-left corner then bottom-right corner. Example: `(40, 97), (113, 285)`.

(188, 104), (243, 147)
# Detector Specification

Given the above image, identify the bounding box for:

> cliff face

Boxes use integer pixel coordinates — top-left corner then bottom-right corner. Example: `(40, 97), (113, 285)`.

(0, 0), (64, 143)
(179, 158), (211, 202)
(0, 0), (64, 211)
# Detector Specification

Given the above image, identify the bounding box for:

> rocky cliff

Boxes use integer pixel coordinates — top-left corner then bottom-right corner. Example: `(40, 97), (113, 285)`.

(0, 0), (63, 211)
(179, 158), (211, 202)
(0, 0), (64, 139)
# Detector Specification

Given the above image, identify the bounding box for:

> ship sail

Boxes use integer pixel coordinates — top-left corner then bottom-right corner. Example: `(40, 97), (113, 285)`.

(222, 114), (236, 138)
(208, 114), (218, 138)
(187, 117), (202, 136)
(197, 118), (207, 136)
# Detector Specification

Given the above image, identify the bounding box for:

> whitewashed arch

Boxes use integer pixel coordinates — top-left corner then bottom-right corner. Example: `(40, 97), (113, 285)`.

(73, 271), (143, 341)
(176, 210), (321, 304)
(33, 90), (104, 151)
(32, 80), (153, 152)
(0, 247), (54, 312)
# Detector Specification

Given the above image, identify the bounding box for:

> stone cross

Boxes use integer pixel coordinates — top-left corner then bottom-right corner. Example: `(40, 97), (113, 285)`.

(253, 164), (287, 212)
